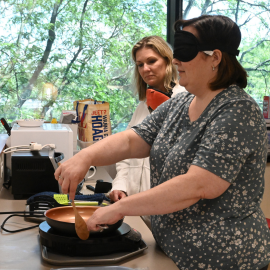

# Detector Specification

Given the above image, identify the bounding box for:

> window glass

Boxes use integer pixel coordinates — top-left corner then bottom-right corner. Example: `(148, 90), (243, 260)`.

(0, 0), (167, 134)
(183, 0), (270, 109)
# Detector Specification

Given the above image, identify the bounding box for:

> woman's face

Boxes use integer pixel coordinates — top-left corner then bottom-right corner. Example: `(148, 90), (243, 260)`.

(172, 26), (215, 94)
(135, 47), (167, 92)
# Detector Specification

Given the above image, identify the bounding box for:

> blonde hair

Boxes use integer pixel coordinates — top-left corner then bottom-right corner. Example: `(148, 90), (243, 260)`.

(131, 36), (179, 101)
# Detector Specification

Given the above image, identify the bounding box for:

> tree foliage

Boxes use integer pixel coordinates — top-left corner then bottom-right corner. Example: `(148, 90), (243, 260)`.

(184, 0), (270, 105)
(0, 0), (166, 133)
(0, 0), (269, 135)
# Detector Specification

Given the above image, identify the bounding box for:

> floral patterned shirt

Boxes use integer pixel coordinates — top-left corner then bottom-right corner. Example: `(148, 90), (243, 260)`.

(132, 85), (270, 270)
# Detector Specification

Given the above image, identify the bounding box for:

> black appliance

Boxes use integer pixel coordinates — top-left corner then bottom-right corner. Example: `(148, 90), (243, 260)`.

(86, 179), (112, 193)
(39, 221), (147, 265)
(11, 148), (64, 199)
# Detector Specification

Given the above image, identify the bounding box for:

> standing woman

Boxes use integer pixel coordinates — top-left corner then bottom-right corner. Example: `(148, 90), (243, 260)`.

(109, 36), (185, 227)
(56, 15), (270, 270)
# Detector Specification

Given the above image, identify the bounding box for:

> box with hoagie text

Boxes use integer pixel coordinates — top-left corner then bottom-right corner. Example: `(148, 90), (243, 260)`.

(73, 99), (111, 143)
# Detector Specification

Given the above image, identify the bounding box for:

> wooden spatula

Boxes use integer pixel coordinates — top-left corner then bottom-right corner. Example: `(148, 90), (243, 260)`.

(71, 200), (90, 240)
(57, 162), (89, 240)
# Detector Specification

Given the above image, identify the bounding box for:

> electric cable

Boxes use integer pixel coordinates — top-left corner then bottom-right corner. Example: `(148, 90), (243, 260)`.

(3, 143), (55, 154)
(0, 211), (44, 233)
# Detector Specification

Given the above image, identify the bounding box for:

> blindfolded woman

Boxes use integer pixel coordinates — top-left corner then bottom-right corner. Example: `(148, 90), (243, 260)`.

(55, 15), (270, 270)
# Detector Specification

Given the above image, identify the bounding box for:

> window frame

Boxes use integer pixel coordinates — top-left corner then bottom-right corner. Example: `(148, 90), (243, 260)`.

(166, 0), (182, 48)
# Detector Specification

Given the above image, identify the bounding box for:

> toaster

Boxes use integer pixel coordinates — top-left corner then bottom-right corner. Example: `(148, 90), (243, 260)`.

(10, 148), (64, 199)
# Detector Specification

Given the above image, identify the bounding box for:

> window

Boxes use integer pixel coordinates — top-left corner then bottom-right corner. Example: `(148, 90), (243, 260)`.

(182, 0), (270, 108)
(0, 0), (167, 134)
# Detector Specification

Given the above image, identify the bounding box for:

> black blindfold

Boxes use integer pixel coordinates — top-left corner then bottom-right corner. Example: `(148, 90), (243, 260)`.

(173, 30), (240, 62)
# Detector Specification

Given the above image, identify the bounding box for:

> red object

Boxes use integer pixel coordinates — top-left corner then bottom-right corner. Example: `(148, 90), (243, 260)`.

(263, 96), (270, 119)
(146, 88), (170, 112)
(266, 218), (270, 230)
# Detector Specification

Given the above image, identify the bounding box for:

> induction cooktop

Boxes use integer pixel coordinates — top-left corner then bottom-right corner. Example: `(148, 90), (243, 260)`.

(39, 221), (148, 266)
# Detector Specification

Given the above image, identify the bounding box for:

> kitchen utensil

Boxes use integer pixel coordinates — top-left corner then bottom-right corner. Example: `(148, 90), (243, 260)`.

(44, 206), (123, 235)
(74, 201), (100, 206)
(53, 194), (102, 206)
(72, 200), (90, 240)
(0, 118), (11, 136)
(54, 194), (69, 205)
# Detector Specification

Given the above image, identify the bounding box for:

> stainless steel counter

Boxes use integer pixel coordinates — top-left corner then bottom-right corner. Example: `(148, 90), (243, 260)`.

(0, 167), (178, 270)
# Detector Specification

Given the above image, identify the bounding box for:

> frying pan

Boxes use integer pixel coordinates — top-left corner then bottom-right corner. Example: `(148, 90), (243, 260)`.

(44, 206), (123, 236)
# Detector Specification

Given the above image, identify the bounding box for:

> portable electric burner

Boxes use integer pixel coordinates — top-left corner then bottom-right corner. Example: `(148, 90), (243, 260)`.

(39, 221), (147, 265)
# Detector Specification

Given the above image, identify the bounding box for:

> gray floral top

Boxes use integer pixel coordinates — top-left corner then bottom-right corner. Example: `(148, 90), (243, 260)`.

(132, 85), (270, 270)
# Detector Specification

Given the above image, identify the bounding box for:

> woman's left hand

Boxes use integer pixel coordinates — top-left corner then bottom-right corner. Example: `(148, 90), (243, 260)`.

(109, 190), (127, 202)
(87, 204), (124, 231)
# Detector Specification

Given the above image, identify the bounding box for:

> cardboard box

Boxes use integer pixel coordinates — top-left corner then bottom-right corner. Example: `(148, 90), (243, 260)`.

(73, 99), (111, 142)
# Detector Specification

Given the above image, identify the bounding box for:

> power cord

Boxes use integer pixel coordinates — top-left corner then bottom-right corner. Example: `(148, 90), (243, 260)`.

(3, 143), (56, 154)
(0, 211), (44, 233)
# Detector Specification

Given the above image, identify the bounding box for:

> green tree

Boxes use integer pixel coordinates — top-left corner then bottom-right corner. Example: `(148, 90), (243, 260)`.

(2, 0), (268, 135)
(0, 0), (166, 133)
(183, 0), (270, 106)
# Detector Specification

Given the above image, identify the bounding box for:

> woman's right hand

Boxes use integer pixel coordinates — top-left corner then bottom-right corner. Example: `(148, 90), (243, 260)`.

(109, 190), (127, 202)
(55, 149), (91, 201)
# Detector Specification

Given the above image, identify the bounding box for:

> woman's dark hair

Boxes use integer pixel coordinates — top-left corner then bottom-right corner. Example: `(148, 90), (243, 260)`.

(174, 15), (247, 89)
